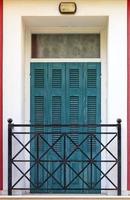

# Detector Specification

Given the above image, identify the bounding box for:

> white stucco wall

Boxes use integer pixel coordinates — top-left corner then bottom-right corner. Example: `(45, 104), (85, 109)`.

(3, 0), (127, 195)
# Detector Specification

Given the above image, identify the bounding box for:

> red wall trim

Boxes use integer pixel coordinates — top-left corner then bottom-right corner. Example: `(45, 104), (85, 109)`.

(0, 0), (3, 190)
(128, 0), (130, 190)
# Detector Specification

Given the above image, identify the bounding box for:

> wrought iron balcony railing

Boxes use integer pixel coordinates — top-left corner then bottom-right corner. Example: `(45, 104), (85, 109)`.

(8, 119), (121, 195)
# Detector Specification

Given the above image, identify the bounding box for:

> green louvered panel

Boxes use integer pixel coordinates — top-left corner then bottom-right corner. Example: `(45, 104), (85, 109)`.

(34, 96), (45, 153)
(30, 63), (48, 192)
(87, 96), (96, 123)
(34, 68), (44, 88)
(87, 69), (96, 88)
(52, 69), (62, 88)
(51, 96), (63, 186)
(69, 69), (79, 88)
(47, 64), (66, 189)
(30, 62), (101, 193)
(50, 65), (65, 142)
(31, 96), (45, 154)
(66, 64), (83, 191)
(86, 63), (101, 123)
(35, 96), (44, 122)
(86, 63), (100, 152)
(69, 95), (79, 146)
(86, 63), (101, 126)
(70, 96), (79, 123)
(87, 96), (96, 151)
(86, 63), (101, 192)
(34, 95), (47, 188)
(69, 96), (79, 155)
(52, 96), (61, 123)
(52, 96), (62, 151)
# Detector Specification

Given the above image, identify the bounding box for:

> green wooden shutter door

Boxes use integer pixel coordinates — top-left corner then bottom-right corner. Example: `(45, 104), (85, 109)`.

(30, 63), (49, 192)
(30, 62), (101, 193)
(65, 63), (84, 191)
(47, 63), (66, 190)
(86, 63), (101, 192)
(65, 63), (101, 192)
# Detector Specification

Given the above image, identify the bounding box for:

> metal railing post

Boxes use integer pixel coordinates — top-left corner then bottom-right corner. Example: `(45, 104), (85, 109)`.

(117, 118), (122, 195)
(8, 118), (13, 195)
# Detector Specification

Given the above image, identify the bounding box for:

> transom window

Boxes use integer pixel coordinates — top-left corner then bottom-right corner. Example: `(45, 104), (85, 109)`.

(31, 34), (100, 58)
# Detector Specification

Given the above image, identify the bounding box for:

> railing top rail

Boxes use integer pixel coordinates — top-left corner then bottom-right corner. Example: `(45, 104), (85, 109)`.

(7, 118), (122, 128)
(9, 123), (119, 127)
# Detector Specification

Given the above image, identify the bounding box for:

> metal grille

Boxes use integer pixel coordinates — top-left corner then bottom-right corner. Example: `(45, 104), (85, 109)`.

(8, 119), (121, 195)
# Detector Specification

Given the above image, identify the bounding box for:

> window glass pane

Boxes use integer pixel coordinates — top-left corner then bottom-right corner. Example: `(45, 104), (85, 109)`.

(32, 34), (100, 58)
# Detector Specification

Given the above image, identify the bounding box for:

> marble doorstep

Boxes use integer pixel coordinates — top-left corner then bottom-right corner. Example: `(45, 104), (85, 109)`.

(1, 196), (130, 200)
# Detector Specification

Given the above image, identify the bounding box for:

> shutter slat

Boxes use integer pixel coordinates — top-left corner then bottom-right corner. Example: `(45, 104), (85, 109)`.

(52, 69), (62, 88)
(87, 69), (96, 88)
(87, 96), (96, 150)
(69, 69), (79, 88)
(70, 96), (79, 123)
(87, 96), (96, 123)
(52, 96), (61, 123)
(34, 69), (44, 88)
(35, 96), (44, 123)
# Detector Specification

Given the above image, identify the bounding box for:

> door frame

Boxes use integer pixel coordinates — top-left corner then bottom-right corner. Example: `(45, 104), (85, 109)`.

(24, 26), (107, 194)
(24, 27), (107, 125)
